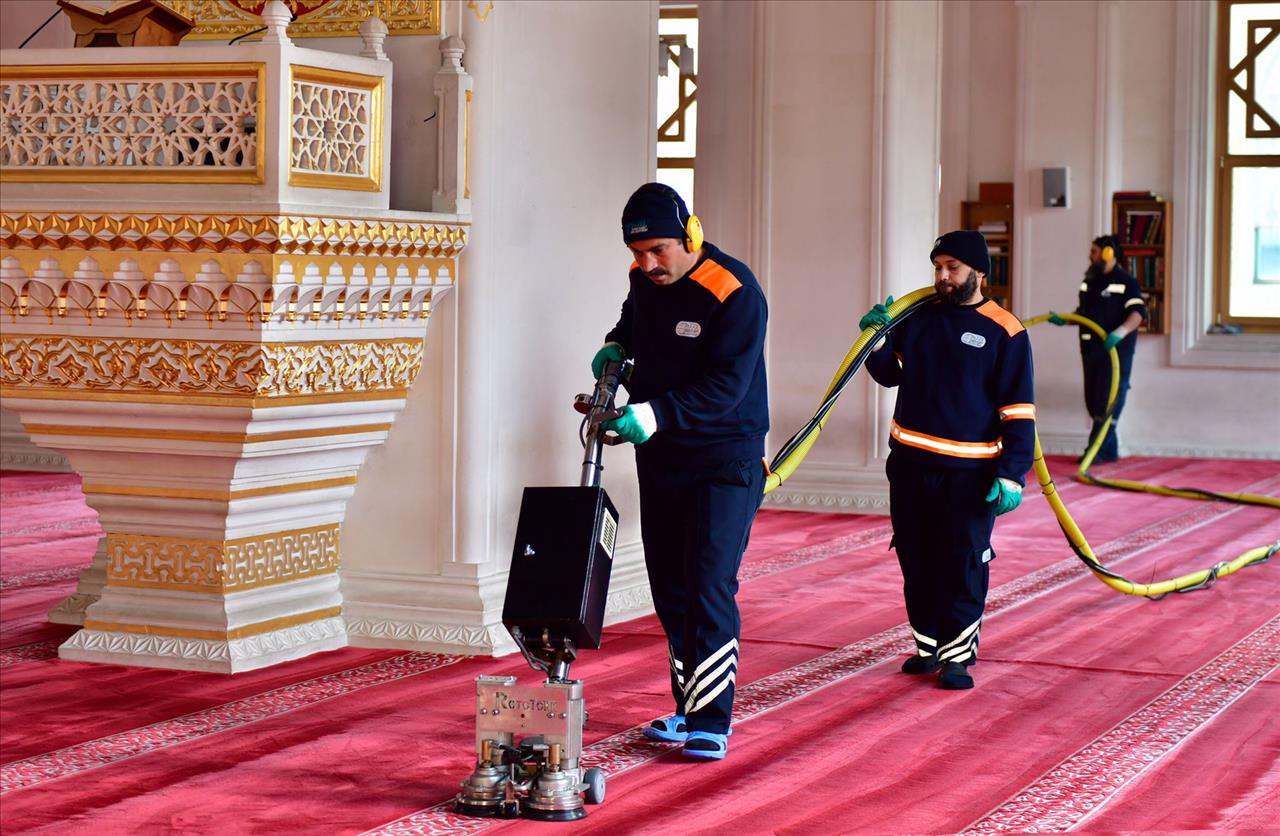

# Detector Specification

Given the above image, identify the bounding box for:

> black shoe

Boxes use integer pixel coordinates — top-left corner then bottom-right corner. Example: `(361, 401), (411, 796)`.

(901, 655), (941, 674)
(938, 661), (974, 690)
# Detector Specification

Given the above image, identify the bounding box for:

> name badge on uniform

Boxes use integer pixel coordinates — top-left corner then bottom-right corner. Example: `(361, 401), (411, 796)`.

(960, 332), (986, 348)
(675, 321), (702, 338)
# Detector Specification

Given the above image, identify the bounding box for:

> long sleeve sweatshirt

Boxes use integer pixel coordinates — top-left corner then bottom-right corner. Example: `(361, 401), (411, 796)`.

(865, 297), (1036, 485)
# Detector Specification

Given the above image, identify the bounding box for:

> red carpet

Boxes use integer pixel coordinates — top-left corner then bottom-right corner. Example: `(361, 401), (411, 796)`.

(1, 458), (1277, 834)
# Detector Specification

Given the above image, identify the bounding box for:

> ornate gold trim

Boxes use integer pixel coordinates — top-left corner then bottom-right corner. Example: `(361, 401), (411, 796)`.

(464, 89), (473, 200)
(84, 606), (343, 640)
(288, 65), (385, 192)
(159, 0), (440, 41)
(83, 476), (357, 501)
(0, 385), (409, 408)
(1, 212), (468, 257)
(0, 63), (266, 185)
(105, 523), (341, 593)
(22, 423), (393, 444)
(1, 335), (423, 398)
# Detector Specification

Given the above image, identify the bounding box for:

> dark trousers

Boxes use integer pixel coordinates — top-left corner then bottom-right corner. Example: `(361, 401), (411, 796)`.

(1082, 345), (1134, 460)
(887, 452), (995, 666)
(636, 448), (764, 734)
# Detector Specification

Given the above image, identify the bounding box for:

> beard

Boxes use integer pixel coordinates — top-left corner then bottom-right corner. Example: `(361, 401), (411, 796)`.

(936, 268), (980, 306)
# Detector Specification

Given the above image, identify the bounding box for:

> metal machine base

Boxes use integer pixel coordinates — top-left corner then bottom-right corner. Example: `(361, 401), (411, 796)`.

(454, 674), (605, 821)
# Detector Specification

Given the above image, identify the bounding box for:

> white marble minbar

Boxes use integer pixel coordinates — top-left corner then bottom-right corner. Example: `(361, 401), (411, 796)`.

(0, 5), (470, 672)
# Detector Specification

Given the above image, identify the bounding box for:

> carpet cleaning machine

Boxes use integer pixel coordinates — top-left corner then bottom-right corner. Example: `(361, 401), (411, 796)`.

(453, 359), (629, 821)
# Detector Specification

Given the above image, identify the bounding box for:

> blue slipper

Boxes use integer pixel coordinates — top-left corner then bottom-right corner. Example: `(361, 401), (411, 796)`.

(682, 731), (728, 760)
(642, 714), (687, 742)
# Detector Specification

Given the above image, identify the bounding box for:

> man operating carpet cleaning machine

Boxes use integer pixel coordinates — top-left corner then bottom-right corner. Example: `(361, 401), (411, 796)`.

(453, 358), (628, 822)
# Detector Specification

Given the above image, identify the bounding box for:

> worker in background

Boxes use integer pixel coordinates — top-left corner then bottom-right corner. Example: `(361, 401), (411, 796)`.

(861, 230), (1036, 690)
(1049, 234), (1147, 463)
(592, 183), (769, 759)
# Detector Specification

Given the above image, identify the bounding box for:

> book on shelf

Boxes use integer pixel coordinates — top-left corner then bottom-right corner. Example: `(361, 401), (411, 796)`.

(1122, 210), (1164, 246)
(1114, 190), (1162, 200)
(977, 222), (1008, 233)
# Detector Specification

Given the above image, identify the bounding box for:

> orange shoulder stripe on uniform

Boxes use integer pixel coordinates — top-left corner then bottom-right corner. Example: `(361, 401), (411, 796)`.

(689, 260), (742, 303)
(977, 300), (1024, 337)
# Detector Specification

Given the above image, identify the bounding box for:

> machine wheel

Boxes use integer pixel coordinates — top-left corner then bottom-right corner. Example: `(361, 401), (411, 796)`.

(583, 767), (606, 805)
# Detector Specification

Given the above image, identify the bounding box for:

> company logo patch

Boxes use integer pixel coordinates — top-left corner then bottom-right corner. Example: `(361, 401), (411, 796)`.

(626, 221), (649, 235)
(960, 331), (987, 348)
(675, 321), (702, 338)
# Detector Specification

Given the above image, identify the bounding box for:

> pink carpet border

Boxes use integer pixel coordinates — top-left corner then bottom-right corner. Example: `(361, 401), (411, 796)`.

(962, 615), (1280, 833)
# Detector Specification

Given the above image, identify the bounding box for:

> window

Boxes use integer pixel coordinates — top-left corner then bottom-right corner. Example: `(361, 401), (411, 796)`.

(657, 6), (697, 210)
(1215, 0), (1280, 331)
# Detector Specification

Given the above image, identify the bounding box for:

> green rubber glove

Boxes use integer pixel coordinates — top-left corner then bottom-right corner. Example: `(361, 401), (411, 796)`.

(985, 478), (1023, 516)
(1104, 330), (1124, 350)
(858, 296), (894, 331)
(1048, 313), (1067, 326)
(591, 342), (626, 380)
(601, 403), (655, 445)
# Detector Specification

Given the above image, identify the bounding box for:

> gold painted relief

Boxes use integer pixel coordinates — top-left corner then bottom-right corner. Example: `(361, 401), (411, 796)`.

(0, 64), (266, 184)
(159, 0), (440, 40)
(289, 66), (385, 192)
(0, 335), (423, 398)
(106, 524), (340, 593)
(85, 606), (343, 640)
(0, 212), (468, 257)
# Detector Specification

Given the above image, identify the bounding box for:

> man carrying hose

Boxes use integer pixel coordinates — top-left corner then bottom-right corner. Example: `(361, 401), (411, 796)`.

(862, 230), (1036, 690)
(591, 183), (769, 759)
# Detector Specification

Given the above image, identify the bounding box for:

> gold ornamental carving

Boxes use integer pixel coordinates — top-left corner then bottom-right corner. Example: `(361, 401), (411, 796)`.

(0, 63), (266, 185)
(289, 66), (385, 192)
(106, 524), (341, 593)
(1, 335), (423, 399)
(158, 0), (440, 40)
(0, 212), (468, 257)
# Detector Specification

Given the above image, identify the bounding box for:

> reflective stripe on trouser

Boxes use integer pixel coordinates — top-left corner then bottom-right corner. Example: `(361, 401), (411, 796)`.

(637, 449), (764, 734)
(887, 451), (995, 666)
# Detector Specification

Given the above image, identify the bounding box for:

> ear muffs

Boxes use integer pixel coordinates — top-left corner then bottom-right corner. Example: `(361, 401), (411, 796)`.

(653, 183), (703, 252)
(685, 213), (704, 253)
(1100, 244), (1115, 262)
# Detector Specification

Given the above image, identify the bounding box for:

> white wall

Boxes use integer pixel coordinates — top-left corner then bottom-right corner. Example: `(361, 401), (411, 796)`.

(340, 0), (658, 651)
(0, 0), (73, 49)
(941, 0), (1279, 458)
(956, 0), (1280, 470)
(698, 0), (942, 512)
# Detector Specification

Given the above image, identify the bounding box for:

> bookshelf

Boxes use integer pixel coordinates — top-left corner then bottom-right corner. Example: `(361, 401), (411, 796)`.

(961, 199), (1013, 311)
(1111, 193), (1171, 334)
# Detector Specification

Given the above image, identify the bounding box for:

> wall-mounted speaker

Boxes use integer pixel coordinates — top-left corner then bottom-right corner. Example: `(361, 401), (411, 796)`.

(1043, 167), (1070, 208)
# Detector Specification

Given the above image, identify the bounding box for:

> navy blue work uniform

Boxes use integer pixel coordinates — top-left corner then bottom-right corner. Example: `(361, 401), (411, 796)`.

(604, 242), (768, 734)
(1077, 266), (1147, 460)
(866, 298), (1035, 666)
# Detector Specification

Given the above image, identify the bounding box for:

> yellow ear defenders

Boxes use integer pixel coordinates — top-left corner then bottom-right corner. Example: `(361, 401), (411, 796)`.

(685, 213), (704, 253)
(657, 183), (704, 252)
(1100, 244), (1115, 262)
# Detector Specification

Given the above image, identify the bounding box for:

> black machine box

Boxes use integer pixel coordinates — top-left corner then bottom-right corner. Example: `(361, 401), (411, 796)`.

(502, 486), (618, 650)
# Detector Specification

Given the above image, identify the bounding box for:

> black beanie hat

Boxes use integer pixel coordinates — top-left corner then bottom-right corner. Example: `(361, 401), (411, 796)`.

(622, 183), (690, 244)
(1092, 234), (1122, 258)
(930, 230), (991, 276)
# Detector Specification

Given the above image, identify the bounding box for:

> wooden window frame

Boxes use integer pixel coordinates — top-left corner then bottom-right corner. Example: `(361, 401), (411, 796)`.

(1215, 0), (1280, 333)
